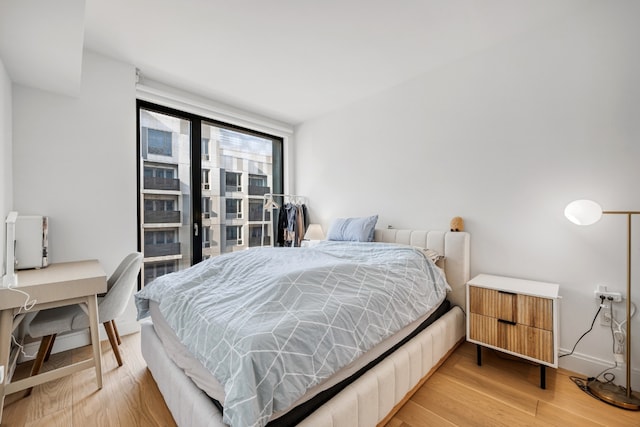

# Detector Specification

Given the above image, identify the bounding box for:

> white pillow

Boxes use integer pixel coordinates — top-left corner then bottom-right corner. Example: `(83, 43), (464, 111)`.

(419, 248), (445, 264)
(326, 215), (378, 242)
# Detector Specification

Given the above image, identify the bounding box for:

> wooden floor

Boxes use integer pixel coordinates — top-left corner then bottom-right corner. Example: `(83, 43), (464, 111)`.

(2, 334), (639, 426)
(2, 333), (175, 427)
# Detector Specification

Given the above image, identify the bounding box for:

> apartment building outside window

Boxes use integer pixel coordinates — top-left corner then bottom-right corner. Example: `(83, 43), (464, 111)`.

(138, 100), (283, 287)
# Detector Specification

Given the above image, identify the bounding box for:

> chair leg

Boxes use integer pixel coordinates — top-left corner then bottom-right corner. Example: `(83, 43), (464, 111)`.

(111, 319), (121, 345)
(44, 333), (56, 362)
(103, 321), (123, 367)
(25, 334), (56, 397)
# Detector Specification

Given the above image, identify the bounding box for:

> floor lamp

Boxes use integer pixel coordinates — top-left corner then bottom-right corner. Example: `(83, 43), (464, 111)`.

(565, 199), (640, 410)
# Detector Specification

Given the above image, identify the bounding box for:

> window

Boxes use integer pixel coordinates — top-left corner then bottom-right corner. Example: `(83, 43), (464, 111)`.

(202, 138), (210, 161)
(225, 172), (242, 192)
(202, 197), (211, 218)
(145, 197), (176, 212)
(138, 100), (283, 286)
(147, 129), (172, 156)
(249, 174), (267, 187)
(249, 199), (268, 222)
(249, 224), (269, 247)
(202, 226), (211, 248)
(202, 169), (210, 190)
(248, 174), (269, 196)
(144, 260), (177, 283)
(226, 198), (242, 219)
(145, 166), (175, 179)
(226, 225), (242, 242)
(144, 229), (176, 245)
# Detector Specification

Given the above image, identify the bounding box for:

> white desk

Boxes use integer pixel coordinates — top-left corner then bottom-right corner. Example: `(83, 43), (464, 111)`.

(0, 260), (107, 421)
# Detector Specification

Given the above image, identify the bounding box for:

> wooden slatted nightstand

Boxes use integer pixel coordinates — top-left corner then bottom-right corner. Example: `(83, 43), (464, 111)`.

(466, 274), (560, 389)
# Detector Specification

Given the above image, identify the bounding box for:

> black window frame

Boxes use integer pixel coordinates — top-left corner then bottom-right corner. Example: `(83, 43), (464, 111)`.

(136, 99), (284, 284)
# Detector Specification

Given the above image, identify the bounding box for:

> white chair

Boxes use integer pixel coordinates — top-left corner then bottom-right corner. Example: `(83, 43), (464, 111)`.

(27, 253), (143, 385)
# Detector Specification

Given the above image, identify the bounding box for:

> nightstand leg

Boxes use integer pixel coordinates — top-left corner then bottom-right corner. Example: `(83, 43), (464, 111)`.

(540, 365), (546, 389)
(476, 344), (482, 366)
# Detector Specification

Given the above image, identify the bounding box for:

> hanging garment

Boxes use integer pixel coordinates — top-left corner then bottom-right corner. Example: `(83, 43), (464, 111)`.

(276, 207), (287, 247)
(295, 204), (305, 247)
(284, 203), (297, 246)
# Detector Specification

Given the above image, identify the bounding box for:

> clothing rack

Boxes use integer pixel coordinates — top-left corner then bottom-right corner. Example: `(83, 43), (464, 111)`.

(262, 193), (307, 247)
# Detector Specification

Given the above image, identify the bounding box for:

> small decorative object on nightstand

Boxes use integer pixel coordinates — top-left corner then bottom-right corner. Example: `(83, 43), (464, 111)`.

(466, 273), (560, 389)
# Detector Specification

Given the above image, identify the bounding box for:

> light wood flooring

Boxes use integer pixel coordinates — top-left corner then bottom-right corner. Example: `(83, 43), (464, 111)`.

(2, 334), (639, 426)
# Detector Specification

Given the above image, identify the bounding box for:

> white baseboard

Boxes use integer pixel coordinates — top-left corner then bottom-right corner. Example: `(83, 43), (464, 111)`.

(558, 346), (640, 389)
(19, 319), (141, 363)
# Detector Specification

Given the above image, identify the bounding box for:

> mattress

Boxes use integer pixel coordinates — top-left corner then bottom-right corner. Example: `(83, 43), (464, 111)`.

(148, 298), (450, 425)
(141, 305), (466, 427)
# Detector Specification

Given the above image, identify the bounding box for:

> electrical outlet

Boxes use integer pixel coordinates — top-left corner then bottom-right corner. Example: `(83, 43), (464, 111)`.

(600, 309), (612, 326)
(594, 285), (623, 303)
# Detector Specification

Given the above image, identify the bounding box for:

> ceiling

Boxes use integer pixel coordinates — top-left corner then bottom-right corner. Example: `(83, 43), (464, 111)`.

(1, 0), (592, 124)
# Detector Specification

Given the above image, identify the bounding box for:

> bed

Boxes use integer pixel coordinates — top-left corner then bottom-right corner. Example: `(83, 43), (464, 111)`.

(136, 228), (470, 427)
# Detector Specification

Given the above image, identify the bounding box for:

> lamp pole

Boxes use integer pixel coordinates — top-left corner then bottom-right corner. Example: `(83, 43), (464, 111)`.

(603, 210), (640, 401)
(565, 200), (640, 409)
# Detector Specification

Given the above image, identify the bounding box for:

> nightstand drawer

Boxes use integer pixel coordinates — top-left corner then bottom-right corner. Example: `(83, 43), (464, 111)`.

(469, 286), (553, 330)
(468, 313), (554, 363)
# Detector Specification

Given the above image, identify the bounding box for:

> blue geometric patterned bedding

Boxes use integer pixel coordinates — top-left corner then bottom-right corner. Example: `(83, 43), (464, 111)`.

(135, 241), (449, 427)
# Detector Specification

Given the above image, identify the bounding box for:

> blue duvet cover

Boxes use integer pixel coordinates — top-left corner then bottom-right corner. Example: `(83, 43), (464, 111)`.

(135, 241), (449, 427)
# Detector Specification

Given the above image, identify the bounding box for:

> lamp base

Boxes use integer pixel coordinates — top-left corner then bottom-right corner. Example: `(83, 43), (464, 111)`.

(587, 379), (640, 410)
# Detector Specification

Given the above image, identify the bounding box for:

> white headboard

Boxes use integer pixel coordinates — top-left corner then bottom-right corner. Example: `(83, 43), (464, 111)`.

(373, 229), (471, 310)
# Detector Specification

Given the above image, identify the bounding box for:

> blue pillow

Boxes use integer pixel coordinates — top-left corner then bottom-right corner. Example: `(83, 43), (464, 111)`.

(326, 215), (378, 242)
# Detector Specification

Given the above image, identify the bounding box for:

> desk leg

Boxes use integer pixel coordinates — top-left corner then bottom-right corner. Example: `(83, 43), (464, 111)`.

(0, 310), (14, 422)
(86, 295), (103, 390)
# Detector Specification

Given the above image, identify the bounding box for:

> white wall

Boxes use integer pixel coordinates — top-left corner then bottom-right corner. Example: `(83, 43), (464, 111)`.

(295, 1), (640, 385)
(0, 57), (13, 276)
(12, 50), (138, 342)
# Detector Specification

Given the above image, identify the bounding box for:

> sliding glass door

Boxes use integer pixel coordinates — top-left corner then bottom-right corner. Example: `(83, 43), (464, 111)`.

(138, 107), (193, 285)
(137, 101), (283, 286)
(200, 121), (278, 258)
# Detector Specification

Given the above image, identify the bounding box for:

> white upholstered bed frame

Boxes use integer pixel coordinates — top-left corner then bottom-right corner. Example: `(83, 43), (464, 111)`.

(140, 229), (470, 427)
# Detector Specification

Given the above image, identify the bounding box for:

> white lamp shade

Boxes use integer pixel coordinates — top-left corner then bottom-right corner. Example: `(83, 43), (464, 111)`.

(564, 199), (603, 226)
(304, 224), (324, 240)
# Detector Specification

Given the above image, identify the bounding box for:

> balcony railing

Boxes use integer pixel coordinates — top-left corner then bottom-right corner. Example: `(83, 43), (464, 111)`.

(226, 212), (243, 220)
(249, 236), (271, 247)
(144, 242), (181, 258)
(248, 185), (270, 196)
(144, 176), (180, 191)
(226, 185), (242, 193)
(249, 211), (270, 222)
(144, 210), (181, 224)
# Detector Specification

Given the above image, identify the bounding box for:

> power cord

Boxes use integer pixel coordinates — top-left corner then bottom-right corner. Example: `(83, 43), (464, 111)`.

(569, 295), (637, 398)
(4, 279), (38, 359)
(11, 334), (37, 359)
(560, 295), (604, 358)
(7, 286), (37, 312)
